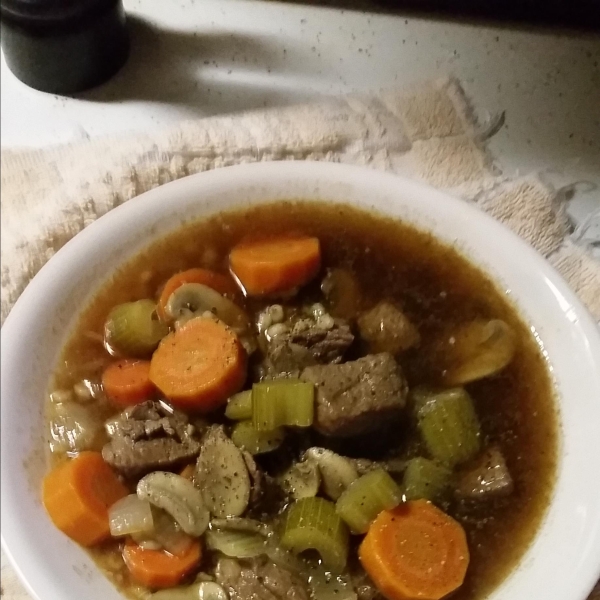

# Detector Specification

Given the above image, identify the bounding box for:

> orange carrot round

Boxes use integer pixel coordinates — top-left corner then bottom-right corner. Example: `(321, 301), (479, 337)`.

(123, 539), (202, 589)
(229, 235), (321, 296)
(149, 317), (246, 413)
(359, 500), (470, 600)
(102, 359), (155, 406)
(157, 268), (238, 321)
(42, 452), (128, 547)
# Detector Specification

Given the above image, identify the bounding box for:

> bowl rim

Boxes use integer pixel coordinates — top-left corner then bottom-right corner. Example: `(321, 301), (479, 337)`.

(2, 160), (600, 600)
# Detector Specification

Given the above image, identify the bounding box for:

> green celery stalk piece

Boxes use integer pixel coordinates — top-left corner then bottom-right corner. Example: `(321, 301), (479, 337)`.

(281, 497), (349, 572)
(252, 379), (314, 432)
(335, 468), (403, 534)
(413, 386), (481, 467)
(403, 457), (451, 502)
(105, 299), (168, 358)
(231, 420), (285, 454)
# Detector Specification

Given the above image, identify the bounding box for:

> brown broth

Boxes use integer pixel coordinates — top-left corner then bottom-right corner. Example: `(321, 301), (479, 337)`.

(49, 201), (558, 600)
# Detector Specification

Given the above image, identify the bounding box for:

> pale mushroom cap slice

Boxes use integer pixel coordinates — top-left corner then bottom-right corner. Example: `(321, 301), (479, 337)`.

(195, 426), (251, 518)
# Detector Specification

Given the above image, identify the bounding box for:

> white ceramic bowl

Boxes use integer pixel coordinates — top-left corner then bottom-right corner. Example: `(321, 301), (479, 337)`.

(2, 161), (600, 600)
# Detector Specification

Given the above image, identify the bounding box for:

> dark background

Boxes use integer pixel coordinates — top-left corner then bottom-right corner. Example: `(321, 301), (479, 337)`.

(272, 0), (600, 31)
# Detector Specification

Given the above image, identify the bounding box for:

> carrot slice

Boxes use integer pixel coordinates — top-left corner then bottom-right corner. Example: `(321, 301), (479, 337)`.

(157, 268), (238, 321)
(102, 359), (155, 406)
(149, 317), (246, 412)
(359, 500), (470, 600)
(42, 452), (128, 547)
(229, 235), (321, 296)
(123, 539), (202, 589)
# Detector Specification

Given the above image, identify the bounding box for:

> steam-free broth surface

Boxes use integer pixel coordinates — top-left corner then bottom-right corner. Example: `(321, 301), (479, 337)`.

(47, 202), (557, 600)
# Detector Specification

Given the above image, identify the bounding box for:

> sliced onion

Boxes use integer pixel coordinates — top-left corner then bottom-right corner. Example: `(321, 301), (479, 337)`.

(48, 402), (100, 455)
(134, 509), (196, 557)
(210, 517), (272, 536)
(135, 539), (162, 551)
(137, 472), (210, 537)
(109, 494), (154, 537)
(305, 448), (359, 501)
(205, 528), (268, 559)
(280, 458), (321, 500)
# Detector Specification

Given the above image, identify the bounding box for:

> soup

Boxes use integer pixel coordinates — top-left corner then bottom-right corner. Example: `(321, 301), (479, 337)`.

(43, 201), (557, 600)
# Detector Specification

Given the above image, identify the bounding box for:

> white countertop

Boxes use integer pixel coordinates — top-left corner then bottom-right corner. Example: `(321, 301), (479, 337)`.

(1, 0), (599, 222)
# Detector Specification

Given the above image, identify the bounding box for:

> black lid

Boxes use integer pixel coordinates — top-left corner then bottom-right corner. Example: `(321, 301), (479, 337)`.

(0, 0), (129, 93)
(0, 0), (113, 24)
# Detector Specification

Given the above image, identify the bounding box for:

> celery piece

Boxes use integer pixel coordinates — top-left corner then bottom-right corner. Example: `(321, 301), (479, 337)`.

(231, 420), (285, 455)
(403, 457), (451, 502)
(281, 497), (349, 572)
(335, 468), (403, 534)
(252, 379), (314, 432)
(104, 299), (168, 358)
(413, 386), (481, 467)
(225, 390), (253, 420)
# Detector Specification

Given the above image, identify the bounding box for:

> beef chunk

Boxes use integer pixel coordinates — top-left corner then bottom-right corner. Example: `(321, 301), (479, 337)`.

(455, 446), (514, 500)
(285, 318), (354, 364)
(300, 353), (408, 437)
(267, 318), (354, 376)
(215, 557), (310, 600)
(102, 400), (201, 478)
(358, 301), (420, 353)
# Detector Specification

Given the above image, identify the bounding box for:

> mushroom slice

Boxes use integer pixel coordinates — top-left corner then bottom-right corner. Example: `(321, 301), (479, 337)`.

(305, 448), (359, 501)
(137, 472), (210, 537)
(438, 319), (517, 385)
(165, 283), (250, 333)
(195, 426), (251, 518)
(280, 458), (321, 500)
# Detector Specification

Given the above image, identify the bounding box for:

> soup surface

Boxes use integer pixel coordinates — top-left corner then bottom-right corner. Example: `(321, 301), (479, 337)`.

(44, 201), (557, 600)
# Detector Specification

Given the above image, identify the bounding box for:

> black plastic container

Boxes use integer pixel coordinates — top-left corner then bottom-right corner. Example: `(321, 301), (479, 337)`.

(1, 0), (129, 94)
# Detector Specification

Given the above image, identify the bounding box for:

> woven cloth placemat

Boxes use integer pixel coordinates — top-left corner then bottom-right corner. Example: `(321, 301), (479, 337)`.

(1, 77), (599, 599)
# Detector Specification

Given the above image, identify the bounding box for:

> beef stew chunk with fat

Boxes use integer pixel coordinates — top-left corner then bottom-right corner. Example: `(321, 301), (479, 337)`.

(215, 556), (310, 600)
(300, 352), (408, 437)
(262, 306), (354, 377)
(42, 202), (557, 600)
(102, 401), (202, 478)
